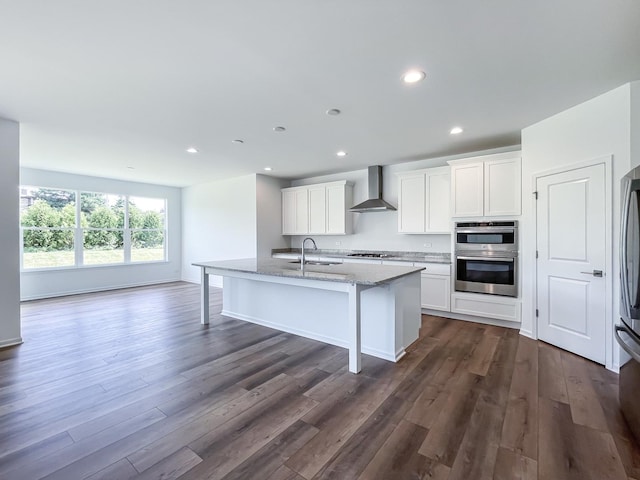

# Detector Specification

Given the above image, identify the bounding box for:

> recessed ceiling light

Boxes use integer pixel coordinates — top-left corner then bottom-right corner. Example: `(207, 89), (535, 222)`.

(450, 126), (464, 135)
(273, 126), (286, 132)
(264, 167), (273, 171)
(402, 69), (426, 84)
(232, 139), (244, 144)
(186, 147), (198, 153)
(336, 151), (347, 157)
(326, 108), (341, 116)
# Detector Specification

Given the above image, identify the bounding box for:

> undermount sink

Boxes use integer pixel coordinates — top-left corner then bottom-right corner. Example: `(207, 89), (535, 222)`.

(288, 260), (341, 266)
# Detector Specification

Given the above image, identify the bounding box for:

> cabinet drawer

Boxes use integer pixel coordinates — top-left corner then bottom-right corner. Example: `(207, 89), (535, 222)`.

(413, 262), (450, 276)
(451, 292), (520, 323)
(342, 258), (382, 264)
(382, 260), (413, 266)
(273, 253), (298, 260)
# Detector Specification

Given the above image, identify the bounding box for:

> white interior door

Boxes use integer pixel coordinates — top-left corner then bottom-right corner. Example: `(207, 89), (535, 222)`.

(536, 163), (607, 364)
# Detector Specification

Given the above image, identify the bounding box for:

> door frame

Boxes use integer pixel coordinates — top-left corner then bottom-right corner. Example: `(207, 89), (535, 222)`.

(532, 155), (614, 370)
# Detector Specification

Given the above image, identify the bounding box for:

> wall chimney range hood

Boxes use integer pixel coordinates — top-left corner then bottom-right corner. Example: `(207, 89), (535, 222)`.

(349, 165), (397, 212)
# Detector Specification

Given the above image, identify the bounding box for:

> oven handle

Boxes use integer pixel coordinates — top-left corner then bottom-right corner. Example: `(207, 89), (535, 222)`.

(456, 229), (515, 234)
(456, 256), (515, 262)
(615, 325), (640, 363)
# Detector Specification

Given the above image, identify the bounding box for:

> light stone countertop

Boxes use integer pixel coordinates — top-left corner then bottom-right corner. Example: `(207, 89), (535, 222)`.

(193, 258), (425, 286)
(271, 248), (451, 264)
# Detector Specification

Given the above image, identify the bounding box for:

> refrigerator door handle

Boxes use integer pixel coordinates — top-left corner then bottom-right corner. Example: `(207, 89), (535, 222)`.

(615, 325), (640, 363)
(621, 179), (632, 317)
(620, 179), (640, 318)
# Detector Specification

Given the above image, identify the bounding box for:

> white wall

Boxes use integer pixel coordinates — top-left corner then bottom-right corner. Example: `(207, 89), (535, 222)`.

(632, 81), (640, 170)
(182, 174), (259, 286)
(256, 174), (288, 259)
(20, 168), (182, 300)
(521, 83), (634, 370)
(289, 146), (519, 253)
(0, 119), (21, 348)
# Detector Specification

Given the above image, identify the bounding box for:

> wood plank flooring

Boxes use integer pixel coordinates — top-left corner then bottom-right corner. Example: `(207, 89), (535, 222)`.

(0, 281), (638, 479)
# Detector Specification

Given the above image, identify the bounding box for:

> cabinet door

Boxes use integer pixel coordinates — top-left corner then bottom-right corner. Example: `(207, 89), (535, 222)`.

(398, 173), (426, 233)
(282, 190), (297, 235)
(451, 163), (483, 217)
(426, 171), (450, 232)
(326, 184), (346, 234)
(421, 273), (451, 311)
(283, 189), (310, 235)
(293, 189), (309, 234)
(484, 157), (521, 216)
(308, 186), (327, 234)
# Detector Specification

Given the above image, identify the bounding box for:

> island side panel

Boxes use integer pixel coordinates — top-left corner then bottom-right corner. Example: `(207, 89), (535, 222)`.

(392, 272), (422, 354)
(220, 276), (402, 361)
(222, 276), (349, 347)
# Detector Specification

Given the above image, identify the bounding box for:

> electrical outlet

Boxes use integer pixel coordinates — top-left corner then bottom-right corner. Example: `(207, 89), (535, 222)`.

(335, 241), (341, 246)
(423, 242), (432, 247)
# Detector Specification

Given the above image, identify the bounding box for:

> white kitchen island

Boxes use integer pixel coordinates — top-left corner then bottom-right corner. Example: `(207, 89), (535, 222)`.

(193, 258), (424, 373)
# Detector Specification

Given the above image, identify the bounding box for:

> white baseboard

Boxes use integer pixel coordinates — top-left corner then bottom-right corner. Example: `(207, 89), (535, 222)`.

(0, 337), (23, 349)
(181, 276), (223, 288)
(422, 308), (521, 330)
(20, 278), (182, 301)
(518, 327), (535, 339)
(221, 309), (401, 362)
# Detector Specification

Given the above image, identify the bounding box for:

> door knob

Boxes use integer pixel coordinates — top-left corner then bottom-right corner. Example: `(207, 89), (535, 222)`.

(580, 269), (604, 277)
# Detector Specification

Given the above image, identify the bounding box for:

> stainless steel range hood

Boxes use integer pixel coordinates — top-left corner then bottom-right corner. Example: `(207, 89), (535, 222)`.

(349, 165), (397, 212)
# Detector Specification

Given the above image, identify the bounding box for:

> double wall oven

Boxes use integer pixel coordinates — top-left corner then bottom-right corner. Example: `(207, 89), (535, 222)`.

(454, 221), (518, 297)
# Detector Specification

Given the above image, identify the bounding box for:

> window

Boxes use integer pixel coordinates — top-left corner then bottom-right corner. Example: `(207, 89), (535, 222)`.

(129, 196), (165, 262)
(21, 187), (76, 269)
(20, 186), (167, 270)
(82, 192), (125, 265)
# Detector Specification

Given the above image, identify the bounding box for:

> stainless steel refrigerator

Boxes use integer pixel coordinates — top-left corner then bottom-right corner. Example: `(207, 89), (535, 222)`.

(617, 166), (640, 441)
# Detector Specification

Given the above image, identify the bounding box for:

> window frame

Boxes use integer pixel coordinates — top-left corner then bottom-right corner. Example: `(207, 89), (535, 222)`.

(20, 186), (168, 272)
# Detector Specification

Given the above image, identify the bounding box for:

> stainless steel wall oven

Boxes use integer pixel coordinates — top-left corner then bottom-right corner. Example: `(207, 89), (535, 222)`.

(454, 221), (518, 297)
(455, 221), (518, 252)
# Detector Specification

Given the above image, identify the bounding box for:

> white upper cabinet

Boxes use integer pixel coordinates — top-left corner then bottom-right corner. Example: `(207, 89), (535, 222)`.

(450, 162), (484, 217)
(448, 152), (521, 218)
(426, 168), (451, 231)
(307, 185), (327, 234)
(397, 166), (451, 234)
(282, 181), (353, 235)
(282, 188), (309, 235)
(484, 156), (522, 216)
(326, 183), (349, 234)
(398, 173), (425, 232)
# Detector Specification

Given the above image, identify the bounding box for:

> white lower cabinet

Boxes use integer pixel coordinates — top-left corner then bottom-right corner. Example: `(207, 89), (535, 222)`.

(342, 258), (382, 264)
(382, 260), (451, 312)
(450, 292), (520, 323)
(421, 274), (450, 311)
(414, 262), (450, 312)
(381, 260), (412, 266)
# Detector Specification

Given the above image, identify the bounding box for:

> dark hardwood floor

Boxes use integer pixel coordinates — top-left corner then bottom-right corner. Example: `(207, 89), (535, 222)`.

(1, 281), (638, 479)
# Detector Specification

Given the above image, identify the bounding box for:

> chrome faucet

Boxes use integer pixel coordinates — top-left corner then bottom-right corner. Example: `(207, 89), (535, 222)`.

(301, 237), (317, 271)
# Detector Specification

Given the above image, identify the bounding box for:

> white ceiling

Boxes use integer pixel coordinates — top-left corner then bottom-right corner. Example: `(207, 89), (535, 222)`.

(1, 1), (639, 187)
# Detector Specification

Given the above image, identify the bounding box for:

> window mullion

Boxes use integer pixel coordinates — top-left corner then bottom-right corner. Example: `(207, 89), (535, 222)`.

(75, 190), (83, 266)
